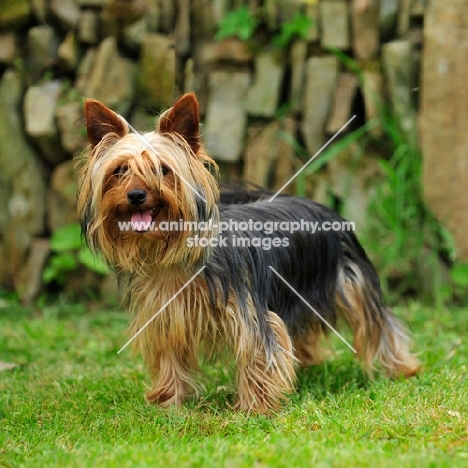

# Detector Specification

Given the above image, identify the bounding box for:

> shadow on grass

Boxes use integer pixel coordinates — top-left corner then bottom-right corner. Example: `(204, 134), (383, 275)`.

(294, 359), (370, 400)
(178, 356), (371, 414)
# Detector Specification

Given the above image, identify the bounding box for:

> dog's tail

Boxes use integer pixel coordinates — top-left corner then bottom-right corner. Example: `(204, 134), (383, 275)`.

(336, 235), (420, 378)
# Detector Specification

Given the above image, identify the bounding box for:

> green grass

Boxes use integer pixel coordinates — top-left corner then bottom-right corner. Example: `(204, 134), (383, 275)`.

(0, 301), (467, 467)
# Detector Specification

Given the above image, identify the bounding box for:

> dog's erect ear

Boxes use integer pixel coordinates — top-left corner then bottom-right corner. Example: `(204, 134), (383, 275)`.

(158, 92), (200, 154)
(84, 99), (128, 146)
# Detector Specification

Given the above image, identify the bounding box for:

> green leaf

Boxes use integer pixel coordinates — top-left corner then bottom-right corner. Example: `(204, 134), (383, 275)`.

(42, 265), (58, 284)
(295, 172), (306, 197)
(273, 13), (314, 48)
(78, 247), (110, 275)
(51, 252), (78, 271)
(215, 6), (258, 42)
(50, 223), (82, 252)
(452, 263), (468, 287)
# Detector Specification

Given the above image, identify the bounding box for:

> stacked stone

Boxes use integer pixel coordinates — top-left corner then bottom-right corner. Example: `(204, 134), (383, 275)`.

(0, 0), (426, 298)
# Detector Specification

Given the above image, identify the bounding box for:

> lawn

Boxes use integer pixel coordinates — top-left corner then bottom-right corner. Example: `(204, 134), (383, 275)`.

(0, 299), (466, 467)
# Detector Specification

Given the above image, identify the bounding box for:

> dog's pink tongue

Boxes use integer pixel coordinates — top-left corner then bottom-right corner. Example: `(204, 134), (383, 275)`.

(131, 211), (152, 229)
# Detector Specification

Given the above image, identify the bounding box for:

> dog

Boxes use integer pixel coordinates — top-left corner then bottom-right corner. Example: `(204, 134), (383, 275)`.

(77, 92), (419, 412)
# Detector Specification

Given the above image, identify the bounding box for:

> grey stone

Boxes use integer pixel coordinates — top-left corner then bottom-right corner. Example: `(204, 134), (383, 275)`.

(277, 0), (302, 22)
(0, 0), (30, 29)
(145, 0), (161, 33)
(408, 27), (423, 47)
(327, 148), (382, 229)
(56, 101), (88, 154)
(191, 0), (216, 40)
(58, 31), (82, 71)
(362, 70), (384, 137)
(0, 71), (46, 286)
(411, 0), (425, 17)
(301, 57), (339, 155)
(184, 58), (199, 95)
(326, 73), (359, 134)
(75, 48), (96, 95)
(9, 161), (46, 250)
(27, 26), (59, 82)
(264, 0), (278, 30)
(175, 0), (190, 57)
(274, 116), (298, 195)
(421, 0), (468, 261)
(197, 39), (252, 65)
(85, 37), (136, 115)
(381, 40), (417, 137)
(0, 33), (18, 66)
(24, 80), (67, 165)
(16, 238), (50, 305)
(123, 17), (147, 51)
(247, 51), (284, 117)
(204, 71), (250, 162)
(138, 33), (175, 110)
(78, 9), (101, 44)
(158, 0), (176, 33)
(212, 0), (230, 24)
(306, 2), (319, 42)
(397, 0), (411, 36)
(50, 0), (81, 30)
(243, 122), (280, 187)
(47, 161), (79, 232)
(320, 0), (350, 50)
(290, 41), (307, 112)
(78, 0), (108, 6)
(0, 71), (44, 214)
(30, 0), (47, 22)
(380, 0), (399, 39)
(351, 0), (379, 59)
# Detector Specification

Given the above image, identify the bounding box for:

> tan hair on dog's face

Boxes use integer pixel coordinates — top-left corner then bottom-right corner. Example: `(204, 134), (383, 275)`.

(77, 94), (219, 272)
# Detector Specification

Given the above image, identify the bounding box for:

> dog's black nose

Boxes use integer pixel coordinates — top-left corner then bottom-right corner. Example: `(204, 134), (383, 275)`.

(127, 189), (147, 205)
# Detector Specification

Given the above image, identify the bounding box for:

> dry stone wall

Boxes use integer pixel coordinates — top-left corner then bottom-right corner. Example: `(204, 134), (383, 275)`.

(0, 0), (427, 297)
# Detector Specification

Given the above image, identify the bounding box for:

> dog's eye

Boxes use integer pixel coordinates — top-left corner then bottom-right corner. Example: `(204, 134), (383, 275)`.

(161, 165), (170, 176)
(113, 166), (127, 176)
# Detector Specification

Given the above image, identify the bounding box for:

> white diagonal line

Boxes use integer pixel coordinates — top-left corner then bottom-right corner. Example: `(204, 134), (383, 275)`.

(268, 266), (357, 354)
(268, 115), (356, 202)
(117, 265), (206, 354)
(124, 119), (208, 203)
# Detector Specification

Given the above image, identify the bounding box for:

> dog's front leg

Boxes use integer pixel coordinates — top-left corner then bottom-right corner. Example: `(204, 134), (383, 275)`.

(234, 311), (297, 413)
(145, 348), (197, 406)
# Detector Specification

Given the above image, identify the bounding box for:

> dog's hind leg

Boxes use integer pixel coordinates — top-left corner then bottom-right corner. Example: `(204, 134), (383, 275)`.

(336, 258), (420, 378)
(293, 322), (328, 366)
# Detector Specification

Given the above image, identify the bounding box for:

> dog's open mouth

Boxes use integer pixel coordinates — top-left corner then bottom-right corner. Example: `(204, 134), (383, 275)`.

(130, 206), (162, 233)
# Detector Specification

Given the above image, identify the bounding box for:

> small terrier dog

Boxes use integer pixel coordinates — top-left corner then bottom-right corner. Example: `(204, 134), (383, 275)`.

(78, 93), (419, 412)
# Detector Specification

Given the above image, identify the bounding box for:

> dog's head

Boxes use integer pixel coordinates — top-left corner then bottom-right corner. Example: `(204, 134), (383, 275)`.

(77, 93), (219, 272)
